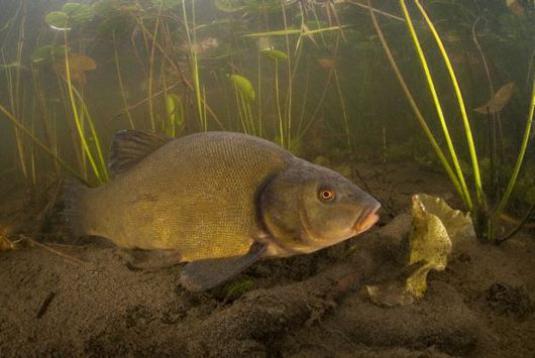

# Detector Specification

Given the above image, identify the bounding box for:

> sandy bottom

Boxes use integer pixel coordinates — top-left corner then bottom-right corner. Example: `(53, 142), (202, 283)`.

(0, 161), (534, 357)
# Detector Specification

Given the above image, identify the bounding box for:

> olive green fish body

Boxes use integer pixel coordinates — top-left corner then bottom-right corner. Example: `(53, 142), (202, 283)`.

(65, 130), (380, 291)
(79, 132), (291, 261)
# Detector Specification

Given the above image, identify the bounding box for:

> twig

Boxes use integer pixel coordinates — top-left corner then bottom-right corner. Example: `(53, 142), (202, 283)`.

(346, 0), (404, 22)
(25, 237), (88, 265)
(496, 203), (535, 245)
(111, 81), (181, 121)
(36, 292), (56, 319)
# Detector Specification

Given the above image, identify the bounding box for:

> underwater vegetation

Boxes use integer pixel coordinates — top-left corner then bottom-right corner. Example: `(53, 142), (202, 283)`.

(0, 0), (534, 242)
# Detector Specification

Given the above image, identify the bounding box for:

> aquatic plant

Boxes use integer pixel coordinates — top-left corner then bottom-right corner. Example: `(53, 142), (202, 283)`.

(369, 0), (535, 241)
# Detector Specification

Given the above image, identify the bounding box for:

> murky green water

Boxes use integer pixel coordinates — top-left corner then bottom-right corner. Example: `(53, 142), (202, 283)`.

(0, 1), (533, 219)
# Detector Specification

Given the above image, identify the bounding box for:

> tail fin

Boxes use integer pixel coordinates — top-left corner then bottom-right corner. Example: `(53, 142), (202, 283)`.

(62, 178), (90, 238)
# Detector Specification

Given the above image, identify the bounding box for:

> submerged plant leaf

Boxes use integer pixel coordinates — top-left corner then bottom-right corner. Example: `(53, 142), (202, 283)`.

(31, 45), (69, 64)
(62, 2), (95, 25)
(45, 11), (70, 30)
(221, 277), (255, 301)
(405, 194), (453, 298)
(366, 194), (474, 306)
(261, 49), (288, 61)
(164, 93), (184, 137)
(475, 82), (515, 114)
(416, 193), (475, 242)
(230, 74), (255, 102)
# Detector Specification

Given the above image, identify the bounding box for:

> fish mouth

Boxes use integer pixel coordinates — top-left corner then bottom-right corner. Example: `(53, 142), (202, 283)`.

(353, 202), (381, 235)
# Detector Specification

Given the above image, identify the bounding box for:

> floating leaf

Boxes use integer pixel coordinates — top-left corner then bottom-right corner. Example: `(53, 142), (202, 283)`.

(45, 11), (70, 30)
(261, 49), (288, 61)
(475, 82), (515, 114)
(230, 74), (255, 102)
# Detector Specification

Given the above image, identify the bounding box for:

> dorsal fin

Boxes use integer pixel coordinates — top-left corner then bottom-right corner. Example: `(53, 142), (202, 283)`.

(109, 130), (171, 175)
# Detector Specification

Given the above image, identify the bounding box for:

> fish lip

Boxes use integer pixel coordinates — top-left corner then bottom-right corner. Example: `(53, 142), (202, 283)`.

(353, 202), (381, 234)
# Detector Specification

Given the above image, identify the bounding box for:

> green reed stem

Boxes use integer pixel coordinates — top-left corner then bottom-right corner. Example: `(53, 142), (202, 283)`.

(181, 0), (206, 130)
(63, 32), (104, 184)
(274, 59), (284, 147)
(400, 0), (472, 209)
(113, 32), (135, 129)
(2, 52), (28, 180)
(495, 78), (535, 215)
(71, 86), (108, 181)
(367, 0), (465, 205)
(333, 69), (352, 148)
(147, 6), (162, 131)
(0, 103), (87, 184)
(280, 0), (293, 147)
(414, 0), (483, 206)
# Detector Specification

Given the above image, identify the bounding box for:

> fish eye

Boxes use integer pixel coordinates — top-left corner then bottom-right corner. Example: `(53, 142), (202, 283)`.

(318, 188), (336, 202)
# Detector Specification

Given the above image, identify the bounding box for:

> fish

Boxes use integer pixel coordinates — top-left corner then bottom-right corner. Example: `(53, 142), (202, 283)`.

(181, 37), (219, 55)
(474, 82), (515, 115)
(54, 53), (97, 85)
(64, 131), (380, 291)
(318, 58), (336, 70)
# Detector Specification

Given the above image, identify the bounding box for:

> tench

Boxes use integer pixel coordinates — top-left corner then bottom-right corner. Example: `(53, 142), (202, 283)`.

(64, 130), (380, 291)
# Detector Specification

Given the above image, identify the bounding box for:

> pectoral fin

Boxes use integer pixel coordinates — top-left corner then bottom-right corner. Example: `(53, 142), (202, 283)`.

(180, 242), (266, 292)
